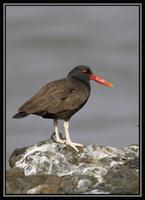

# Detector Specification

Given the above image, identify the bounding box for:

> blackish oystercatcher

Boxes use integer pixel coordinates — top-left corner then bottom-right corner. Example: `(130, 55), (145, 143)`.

(13, 65), (113, 152)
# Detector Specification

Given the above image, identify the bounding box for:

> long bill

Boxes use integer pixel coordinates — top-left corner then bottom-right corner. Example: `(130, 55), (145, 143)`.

(90, 74), (113, 87)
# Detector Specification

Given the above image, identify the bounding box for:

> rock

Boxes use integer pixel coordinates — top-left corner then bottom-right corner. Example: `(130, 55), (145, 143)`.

(6, 133), (139, 194)
(6, 168), (75, 194)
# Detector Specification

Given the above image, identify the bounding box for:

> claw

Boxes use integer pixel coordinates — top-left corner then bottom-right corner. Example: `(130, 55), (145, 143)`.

(64, 140), (84, 152)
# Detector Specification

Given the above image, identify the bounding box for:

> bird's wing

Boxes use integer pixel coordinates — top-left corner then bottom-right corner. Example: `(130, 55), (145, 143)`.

(18, 78), (90, 114)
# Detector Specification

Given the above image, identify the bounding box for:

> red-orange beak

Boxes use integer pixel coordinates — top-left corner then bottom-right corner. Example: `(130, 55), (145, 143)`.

(90, 74), (113, 87)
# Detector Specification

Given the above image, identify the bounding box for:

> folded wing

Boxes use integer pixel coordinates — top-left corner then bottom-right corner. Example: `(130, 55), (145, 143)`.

(18, 78), (90, 115)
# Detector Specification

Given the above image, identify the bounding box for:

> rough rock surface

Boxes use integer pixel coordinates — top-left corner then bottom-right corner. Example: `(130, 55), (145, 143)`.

(6, 133), (139, 194)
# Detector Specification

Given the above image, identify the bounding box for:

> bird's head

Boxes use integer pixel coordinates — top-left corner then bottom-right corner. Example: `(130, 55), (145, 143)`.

(68, 65), (113, 87)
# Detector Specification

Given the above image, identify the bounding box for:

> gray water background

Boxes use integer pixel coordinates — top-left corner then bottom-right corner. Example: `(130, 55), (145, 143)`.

(6, 6), (139, 169)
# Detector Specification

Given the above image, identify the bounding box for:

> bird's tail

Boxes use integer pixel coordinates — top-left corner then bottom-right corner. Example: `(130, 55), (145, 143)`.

(12, 112), (29, 119)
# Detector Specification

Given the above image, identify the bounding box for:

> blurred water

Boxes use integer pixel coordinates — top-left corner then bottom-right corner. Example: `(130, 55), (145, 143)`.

(6, 6), (139, 169)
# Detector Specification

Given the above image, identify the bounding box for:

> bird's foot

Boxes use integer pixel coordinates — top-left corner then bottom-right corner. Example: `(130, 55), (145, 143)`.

(54, 137), (65, 144)
(64, 140), (84, 152)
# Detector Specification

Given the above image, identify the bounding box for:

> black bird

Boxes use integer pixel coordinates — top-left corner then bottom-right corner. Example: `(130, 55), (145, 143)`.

(13, 65), (113, 152)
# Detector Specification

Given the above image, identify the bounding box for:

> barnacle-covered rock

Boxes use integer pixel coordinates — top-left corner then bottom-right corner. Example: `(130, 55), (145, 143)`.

(6, 134), (139, 194)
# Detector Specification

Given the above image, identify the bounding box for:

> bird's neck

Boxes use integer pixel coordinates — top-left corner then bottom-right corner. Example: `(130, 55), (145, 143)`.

(68, 75), (91, 89)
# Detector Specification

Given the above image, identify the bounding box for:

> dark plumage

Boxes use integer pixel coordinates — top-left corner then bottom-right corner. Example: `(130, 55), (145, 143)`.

(13, 65), (113, 152)
(13, 77), (90, 120)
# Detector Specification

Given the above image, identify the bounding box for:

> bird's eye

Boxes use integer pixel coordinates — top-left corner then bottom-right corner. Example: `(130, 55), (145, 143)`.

(82, 69), (92, 75)
(82, 69), (88, 73)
